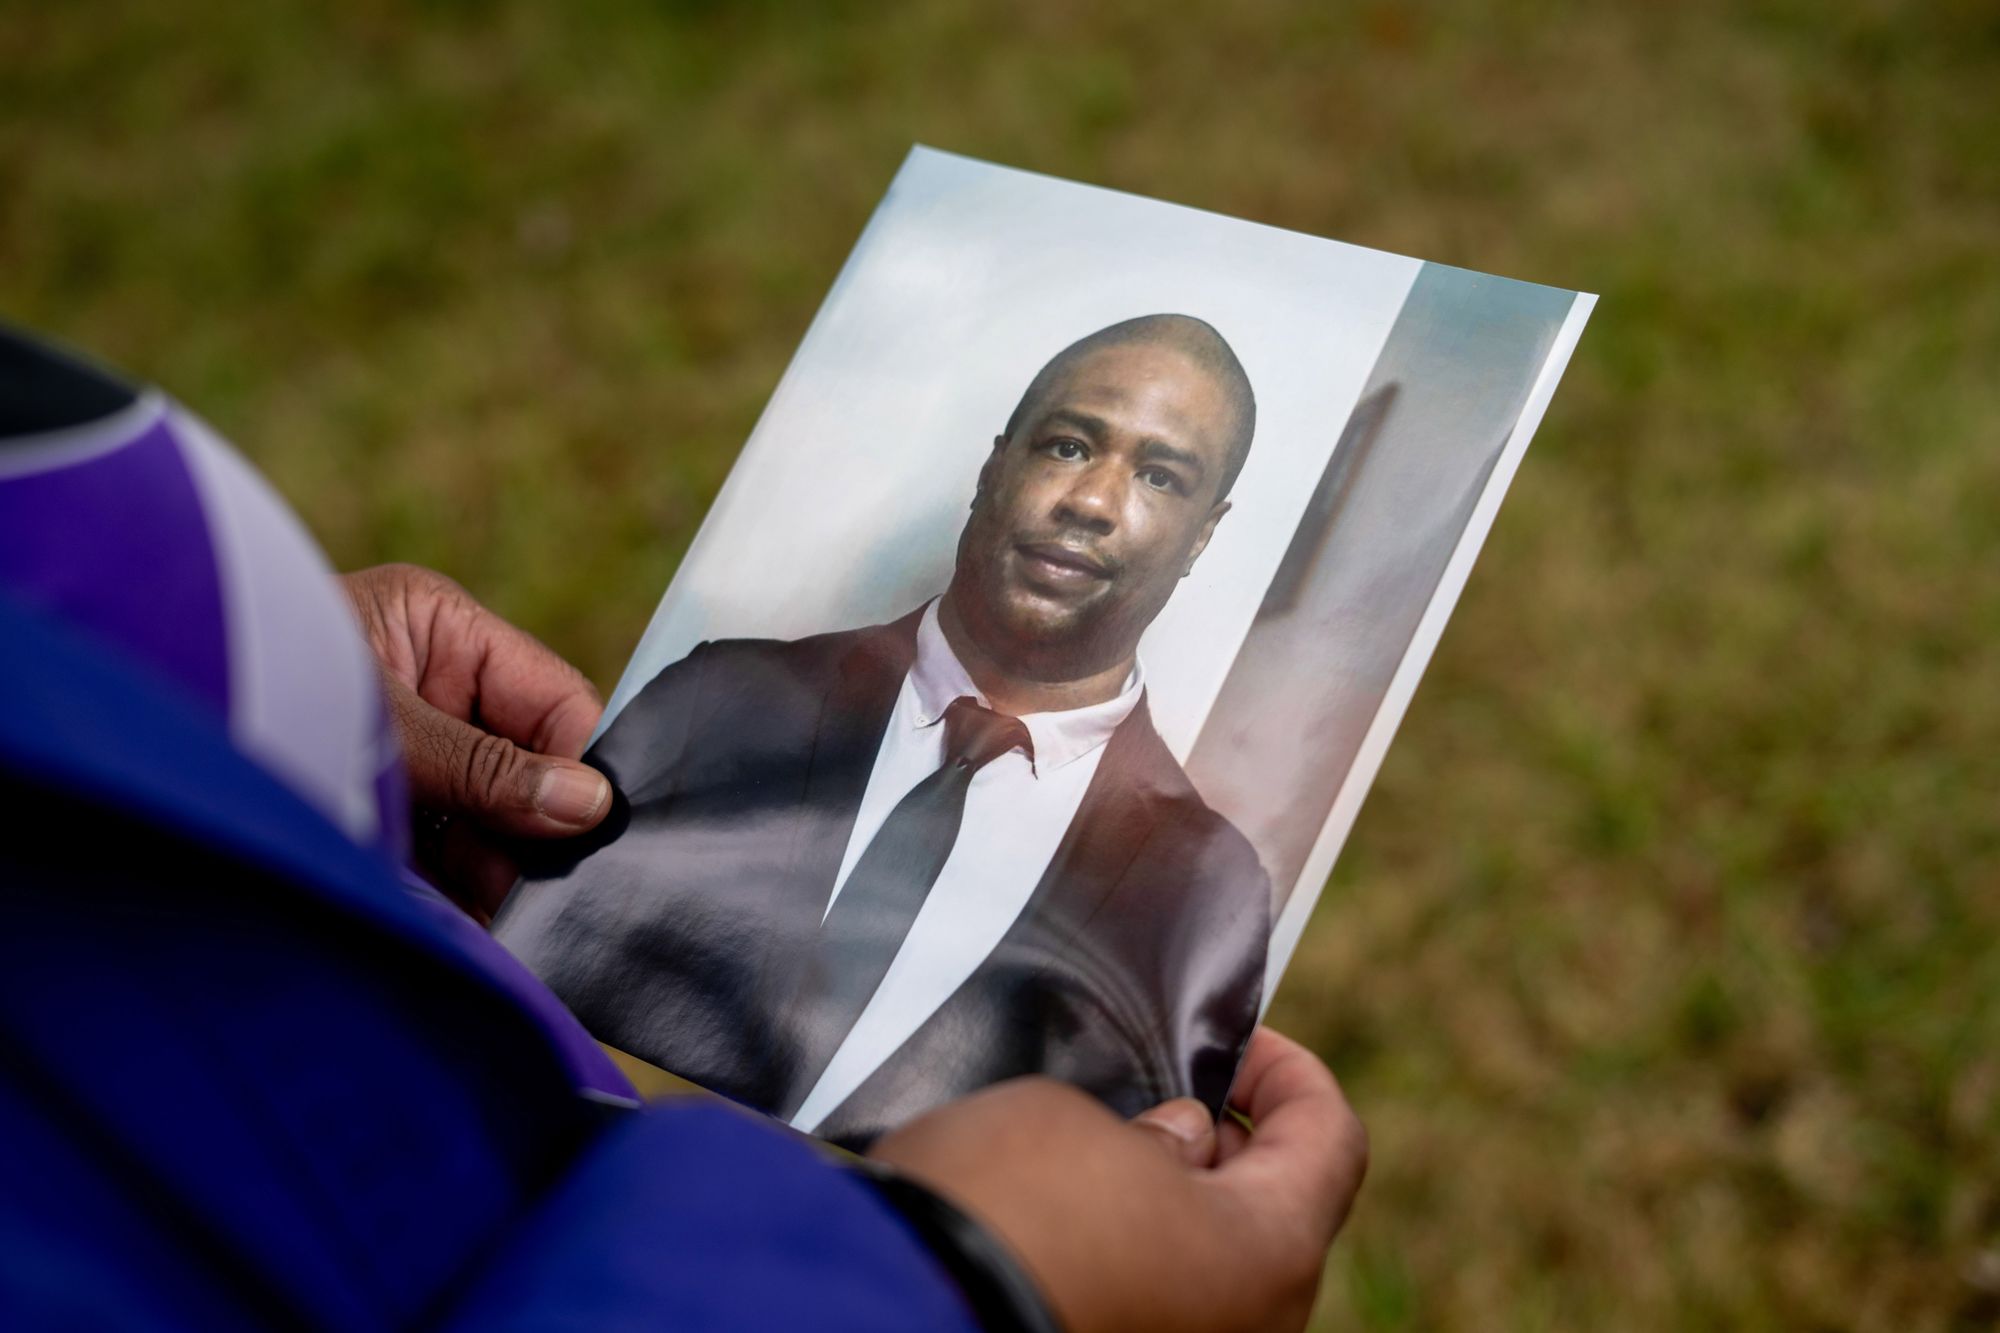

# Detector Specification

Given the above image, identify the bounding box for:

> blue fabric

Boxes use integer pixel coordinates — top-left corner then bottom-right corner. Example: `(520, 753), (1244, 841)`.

(0, 584), (629, 1098)
(441, 1102), (976, 1332)
(0, 594), (974, 1331)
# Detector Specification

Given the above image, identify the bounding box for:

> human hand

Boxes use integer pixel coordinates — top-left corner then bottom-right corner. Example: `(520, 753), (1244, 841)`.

(341, 564), (611, 921)
(868, 1027), (1367, 1333)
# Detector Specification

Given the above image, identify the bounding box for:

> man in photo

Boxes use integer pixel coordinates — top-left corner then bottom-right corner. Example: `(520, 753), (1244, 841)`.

(496, 314), (1272, 1148)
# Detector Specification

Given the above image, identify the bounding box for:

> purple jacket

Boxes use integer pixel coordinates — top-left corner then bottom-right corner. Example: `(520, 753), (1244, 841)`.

(0, 327), (982, 1331)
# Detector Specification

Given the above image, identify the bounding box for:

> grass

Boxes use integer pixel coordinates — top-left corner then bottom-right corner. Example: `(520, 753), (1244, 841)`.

(4, 1), (1997, 1327)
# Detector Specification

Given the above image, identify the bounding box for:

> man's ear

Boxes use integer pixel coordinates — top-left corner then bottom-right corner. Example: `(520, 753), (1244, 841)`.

(972, 434), (1007, 508)
(1181, 500), (1232, 577)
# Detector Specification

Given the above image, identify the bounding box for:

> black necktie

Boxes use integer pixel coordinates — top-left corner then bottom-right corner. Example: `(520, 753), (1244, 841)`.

(783, 696), (1033, 1113)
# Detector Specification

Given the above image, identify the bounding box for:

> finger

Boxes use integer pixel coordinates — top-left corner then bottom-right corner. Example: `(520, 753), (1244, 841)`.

(1225, 1028), (1349, 1142)
(1215, 1108), (1253, 1164)
(1130, 1098), (1218, 1169)
(421, 589), (604, 760)
(389, 677), (611, 838)
(1215, 1028), (1368, 1235)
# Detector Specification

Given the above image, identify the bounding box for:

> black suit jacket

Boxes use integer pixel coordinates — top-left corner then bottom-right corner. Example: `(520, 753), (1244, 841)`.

(495, 609), (1270, 1148)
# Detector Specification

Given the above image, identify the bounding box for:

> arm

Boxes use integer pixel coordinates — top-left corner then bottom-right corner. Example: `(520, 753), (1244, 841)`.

(1187, 833), (1272, 1118)
(437, 1102), (981, 1333)
(438, 1031), (1364, 1333)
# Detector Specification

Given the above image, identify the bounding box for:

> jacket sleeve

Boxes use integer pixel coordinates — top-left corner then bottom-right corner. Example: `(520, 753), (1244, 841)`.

(436, 1101), (979, 1333)
(1183, 828), (1271, 1118)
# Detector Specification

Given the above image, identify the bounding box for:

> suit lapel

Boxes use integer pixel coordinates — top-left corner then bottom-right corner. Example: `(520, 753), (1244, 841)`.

(1011, 694), (1167, 953)
(785, 610), (923, 919)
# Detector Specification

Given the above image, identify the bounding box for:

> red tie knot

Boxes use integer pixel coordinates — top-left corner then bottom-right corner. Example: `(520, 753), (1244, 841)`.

(941, 696), (1033, 773)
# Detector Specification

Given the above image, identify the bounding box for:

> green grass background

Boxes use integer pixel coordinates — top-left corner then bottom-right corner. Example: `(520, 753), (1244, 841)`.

(4, 1), (1996, 1327)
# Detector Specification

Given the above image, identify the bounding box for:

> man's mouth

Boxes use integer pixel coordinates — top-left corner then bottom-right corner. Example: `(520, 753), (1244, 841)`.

(1015, 541), (1114, 588)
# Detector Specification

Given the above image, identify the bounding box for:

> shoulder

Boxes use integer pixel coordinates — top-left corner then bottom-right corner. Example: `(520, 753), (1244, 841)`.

(701, 618), (905, 674)
(640, 611), (921, 698)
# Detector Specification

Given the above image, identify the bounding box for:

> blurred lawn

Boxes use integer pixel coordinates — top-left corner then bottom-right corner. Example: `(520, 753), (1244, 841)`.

(4, 1), (1997, 1327)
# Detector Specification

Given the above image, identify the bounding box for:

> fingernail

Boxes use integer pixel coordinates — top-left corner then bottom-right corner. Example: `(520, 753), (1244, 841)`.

(1148, 1100), (1210, 1143)
(536, 764), (609, 827)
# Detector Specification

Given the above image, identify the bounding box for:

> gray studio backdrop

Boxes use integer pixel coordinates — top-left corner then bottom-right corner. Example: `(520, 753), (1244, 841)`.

(1186, 263), (1575, 916)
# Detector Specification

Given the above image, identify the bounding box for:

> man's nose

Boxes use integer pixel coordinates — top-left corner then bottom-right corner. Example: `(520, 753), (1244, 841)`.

(1052, 461), (1119, 535)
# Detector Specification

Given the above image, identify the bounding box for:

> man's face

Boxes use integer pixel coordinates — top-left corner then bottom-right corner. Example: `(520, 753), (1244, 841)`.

(948, 341), (1239, 683)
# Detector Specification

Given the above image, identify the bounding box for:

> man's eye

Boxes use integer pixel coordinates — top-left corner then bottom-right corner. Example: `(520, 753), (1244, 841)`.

(1048, 439), (1087, 460)
(1139, 467), (1181, 493)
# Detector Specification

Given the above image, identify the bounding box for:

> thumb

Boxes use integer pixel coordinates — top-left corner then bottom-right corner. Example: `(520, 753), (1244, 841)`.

(389, 678), (611, 837)
(1131, 1098), (1218, 1169)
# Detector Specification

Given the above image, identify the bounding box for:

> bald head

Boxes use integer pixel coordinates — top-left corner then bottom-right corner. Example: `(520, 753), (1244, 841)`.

(951, 313), (1255, 686)
(1003, 314), (1258, 501)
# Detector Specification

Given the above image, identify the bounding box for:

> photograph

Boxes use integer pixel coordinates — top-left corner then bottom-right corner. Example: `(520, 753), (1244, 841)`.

(15, 6), (1990, 1325)
(493, 146), (1594, 1148)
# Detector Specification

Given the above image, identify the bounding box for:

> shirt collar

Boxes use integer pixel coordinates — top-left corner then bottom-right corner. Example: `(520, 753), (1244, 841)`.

(909, 598), (1143, 775)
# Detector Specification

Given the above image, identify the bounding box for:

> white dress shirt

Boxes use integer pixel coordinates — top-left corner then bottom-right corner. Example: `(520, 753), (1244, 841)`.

(787, 599), (1143, 1133)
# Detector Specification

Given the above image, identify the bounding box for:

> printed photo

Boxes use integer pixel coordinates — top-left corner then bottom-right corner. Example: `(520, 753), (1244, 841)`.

(494, 147), (1594, 1148)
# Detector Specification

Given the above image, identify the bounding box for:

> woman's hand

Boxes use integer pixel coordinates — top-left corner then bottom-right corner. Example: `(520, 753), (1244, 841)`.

(341, 563), (611, 919)
(870, 1027), (1367, 1333)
